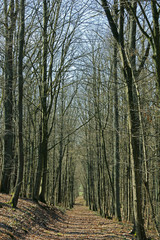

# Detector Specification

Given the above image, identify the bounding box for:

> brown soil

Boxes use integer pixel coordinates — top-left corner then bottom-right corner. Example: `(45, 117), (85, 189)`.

(0, 194), (158, 239)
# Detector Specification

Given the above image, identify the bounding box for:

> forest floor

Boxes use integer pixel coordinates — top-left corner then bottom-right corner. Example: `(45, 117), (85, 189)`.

(0, 194), (158, 240)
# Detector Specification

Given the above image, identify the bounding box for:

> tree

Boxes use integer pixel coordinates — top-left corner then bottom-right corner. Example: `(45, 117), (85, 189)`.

(125, 0), (160, 95)
(10, 0), (25, 208)
(113, 0), (121, 221)
(57, 78), (65, 204)
(33, 0), (79, 203)
(124, 0), (160, 235)
(0, 0), (18, 193)
(100, 0), (148, 238)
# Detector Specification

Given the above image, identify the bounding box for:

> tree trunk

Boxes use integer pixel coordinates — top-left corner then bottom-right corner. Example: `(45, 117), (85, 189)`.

(38, 0), (48, 203)
(10, 0), (25, 208)
(112, 0), (121, 221)
(33, 123), (43, 202)
(1, 0), (16, 193)
(33, 0), (48, 203)
(113, 40), (121, 221)
(57, 80), (64, 204)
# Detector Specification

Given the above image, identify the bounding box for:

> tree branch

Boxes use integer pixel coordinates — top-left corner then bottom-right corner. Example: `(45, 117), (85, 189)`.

(124, 0), (153, 48)
(136, 42), (150, 78)
(101, 0), (119, 42)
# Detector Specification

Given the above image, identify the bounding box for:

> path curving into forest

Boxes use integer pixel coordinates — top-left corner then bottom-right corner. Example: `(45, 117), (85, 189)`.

(25, 196), (135, 240)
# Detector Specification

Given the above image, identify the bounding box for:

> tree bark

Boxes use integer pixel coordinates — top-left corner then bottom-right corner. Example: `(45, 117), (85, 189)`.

(113, 0), (121, 218)
(113, 41), (121, 221)
(0, 0), (17, 193)
(10, 0), (25, 208)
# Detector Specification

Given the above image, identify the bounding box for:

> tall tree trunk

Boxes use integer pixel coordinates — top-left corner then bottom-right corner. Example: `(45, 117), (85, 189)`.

(113, 0), (121, 221)
(92, 53), (102, 214)
(1, 0), (17, 193)
(113, 40), (121, 221)
(38, 0), (48, 203)
(113, 0), (121, 218)
(58, 79), (64, 204)
(10, 0), (25, 207)
(33, 0), (48, 203)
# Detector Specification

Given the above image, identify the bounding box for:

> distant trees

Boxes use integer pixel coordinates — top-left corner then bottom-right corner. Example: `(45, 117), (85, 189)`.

(79, 0), (159, 239)
(0, 0), (82, 207)
(75, 1), (159, 239)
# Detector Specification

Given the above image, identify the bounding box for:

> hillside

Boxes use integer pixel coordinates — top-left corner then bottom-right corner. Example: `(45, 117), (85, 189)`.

(0, 194), (158, 239)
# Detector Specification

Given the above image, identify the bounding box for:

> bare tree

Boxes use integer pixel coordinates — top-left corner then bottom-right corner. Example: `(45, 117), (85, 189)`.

(113, 0), (121, 221)
(10, 0), (25, 208)
(0, 0), (18, 193)
(100, 0), (149, 238)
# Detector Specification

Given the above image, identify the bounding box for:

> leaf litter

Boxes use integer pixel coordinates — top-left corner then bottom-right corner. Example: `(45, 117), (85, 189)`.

(0, 194), (158, 239)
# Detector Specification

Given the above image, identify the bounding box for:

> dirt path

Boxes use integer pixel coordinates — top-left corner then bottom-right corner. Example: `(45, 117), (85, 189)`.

(0, 194), (158, 239)
(0, 194), (157, 240)
(25, 196), (135, 240)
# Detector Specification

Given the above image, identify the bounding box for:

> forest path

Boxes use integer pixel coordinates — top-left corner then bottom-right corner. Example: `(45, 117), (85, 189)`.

(0, 192), (157, 239)
(25, 196), (134, 240)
